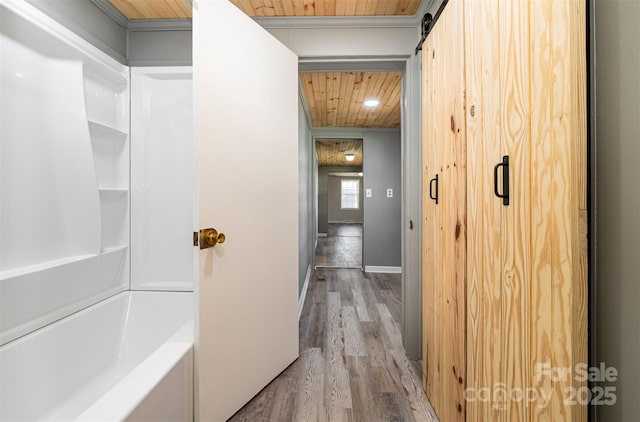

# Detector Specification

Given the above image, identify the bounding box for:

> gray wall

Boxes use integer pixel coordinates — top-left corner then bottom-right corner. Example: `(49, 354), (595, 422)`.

(317, 166), (362, 234)
(298, 96), (314, 295)
(127, 30), (193, 66)
(595, 1), (640, 420)
(26, 0), (127, 63)
(363, 130), (402, 268)
(25, 0), (190, 67)
(327, 176), (364, 223)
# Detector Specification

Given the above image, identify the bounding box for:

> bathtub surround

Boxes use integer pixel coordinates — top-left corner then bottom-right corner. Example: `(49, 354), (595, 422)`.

(0, 292), (193, 421)
(0, 0), (130, 346)
(130, 67), (194, 292)
(0, 3), (194, 420)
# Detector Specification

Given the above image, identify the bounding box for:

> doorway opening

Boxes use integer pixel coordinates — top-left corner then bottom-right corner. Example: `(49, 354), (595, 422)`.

(315, 138), (364, 270)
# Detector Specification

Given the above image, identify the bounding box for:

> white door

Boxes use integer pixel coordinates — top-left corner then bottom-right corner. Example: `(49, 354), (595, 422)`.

(193, 1), (299, 421)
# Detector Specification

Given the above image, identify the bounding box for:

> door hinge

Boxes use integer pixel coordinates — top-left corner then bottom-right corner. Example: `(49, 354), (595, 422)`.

(193, 231), (199, 247)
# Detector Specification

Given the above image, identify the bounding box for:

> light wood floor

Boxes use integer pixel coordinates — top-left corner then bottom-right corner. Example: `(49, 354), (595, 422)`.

(315, 223), (363, 269)
(229, 225), (438, 422)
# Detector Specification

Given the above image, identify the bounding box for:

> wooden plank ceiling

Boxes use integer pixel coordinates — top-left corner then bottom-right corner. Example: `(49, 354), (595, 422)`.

(302, 72), (401, 128)
(230, 0), (421, 16)
(316, 139), (363, 167)
(107, 0), (421, 19)
(108, 0), (191, 19)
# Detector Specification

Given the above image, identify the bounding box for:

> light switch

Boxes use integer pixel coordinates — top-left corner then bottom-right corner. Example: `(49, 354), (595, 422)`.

(387, 188), (393, 198)
(366, 189), (372, 198)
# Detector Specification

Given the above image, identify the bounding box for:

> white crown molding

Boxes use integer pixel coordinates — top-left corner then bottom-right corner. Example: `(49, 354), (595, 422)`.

(312, 127), (401, 135)
(89, 0), (193, 31)
(127, 19), (193, 32)
(255, 15), (418, 29)
(299, 58), (407, 72)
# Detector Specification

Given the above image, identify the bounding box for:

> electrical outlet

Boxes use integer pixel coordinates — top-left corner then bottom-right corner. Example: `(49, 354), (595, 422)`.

(366, 189), (372, 198)
(387, 188), (393, 198)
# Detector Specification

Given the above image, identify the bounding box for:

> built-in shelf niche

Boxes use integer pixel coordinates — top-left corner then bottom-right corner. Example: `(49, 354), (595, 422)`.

(84, 64), (130, 258)
(89, 120), (128, 191)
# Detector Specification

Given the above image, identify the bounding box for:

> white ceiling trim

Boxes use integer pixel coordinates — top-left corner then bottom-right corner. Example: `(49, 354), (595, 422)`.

(255, 15), (417, 29)
(298, 58), (407, 72)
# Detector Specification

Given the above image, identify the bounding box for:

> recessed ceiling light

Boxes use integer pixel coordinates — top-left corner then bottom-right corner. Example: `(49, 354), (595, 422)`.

(345, 153), (355, 162)
(364, 99), (379, 107)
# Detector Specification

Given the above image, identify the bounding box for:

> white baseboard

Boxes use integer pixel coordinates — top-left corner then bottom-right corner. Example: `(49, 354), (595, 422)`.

(364, 266), (402, 274)
(317, 233), (327, 237)
(298, 265), (312, 321)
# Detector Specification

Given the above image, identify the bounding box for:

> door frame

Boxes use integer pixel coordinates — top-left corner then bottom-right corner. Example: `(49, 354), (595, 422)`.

(298, 57), (423, 360)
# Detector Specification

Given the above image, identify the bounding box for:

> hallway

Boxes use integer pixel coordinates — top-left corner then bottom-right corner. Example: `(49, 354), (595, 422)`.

(315, 223), (363, 269)
(229, 224), (437, 421)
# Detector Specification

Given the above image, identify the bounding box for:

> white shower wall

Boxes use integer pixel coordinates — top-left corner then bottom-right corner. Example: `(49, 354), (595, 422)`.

(130, 67), (195, 291)
(0, 0), (129, 345)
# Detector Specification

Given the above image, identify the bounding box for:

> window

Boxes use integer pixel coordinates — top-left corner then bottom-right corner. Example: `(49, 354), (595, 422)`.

(341, 179), (359, 210)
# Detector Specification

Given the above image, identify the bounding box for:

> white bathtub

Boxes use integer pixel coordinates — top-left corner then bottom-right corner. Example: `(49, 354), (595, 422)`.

(0, 291), (194, 421)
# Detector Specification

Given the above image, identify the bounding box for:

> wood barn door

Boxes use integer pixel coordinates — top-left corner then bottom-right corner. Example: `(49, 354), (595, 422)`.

(422, 0), (587, 421)
(421, 1), (467, 421)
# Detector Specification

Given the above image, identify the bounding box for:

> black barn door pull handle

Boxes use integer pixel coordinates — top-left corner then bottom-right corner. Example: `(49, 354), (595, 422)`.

(494, 155), (510, 206)
(429, 174), (439, 205)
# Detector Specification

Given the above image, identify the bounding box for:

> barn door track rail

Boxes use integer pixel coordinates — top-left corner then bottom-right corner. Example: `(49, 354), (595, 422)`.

(415, 0), (450, 55)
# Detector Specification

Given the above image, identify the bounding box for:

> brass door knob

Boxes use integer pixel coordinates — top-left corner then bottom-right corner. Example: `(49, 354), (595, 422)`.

(200, 228), (226, 249)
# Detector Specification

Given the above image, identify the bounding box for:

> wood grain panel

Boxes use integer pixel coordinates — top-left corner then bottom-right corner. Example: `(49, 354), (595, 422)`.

(499, 0), (532, 420)
(528, 0), (555, 417)
(529, 0), (588, 420)
(301, 72), (401, 128)
(439, 1), (466, 420)
(108, 0), (421, 19)
(325, 292), (353, 415)
(464, 0), (504, 419)
(292, 348), (326, 421)
(315, 139), (363, 167)
(344, 306), (368, 356)
(108, 0), (191, 19)
(422, 2), (466, 420)
(572, 0), (589, 418)
(421, 27), (440, 416)
(230, 0), (421, 16)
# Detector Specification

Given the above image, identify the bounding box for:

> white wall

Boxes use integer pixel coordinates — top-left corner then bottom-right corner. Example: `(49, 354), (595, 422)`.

(266, 26), (418, 57)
